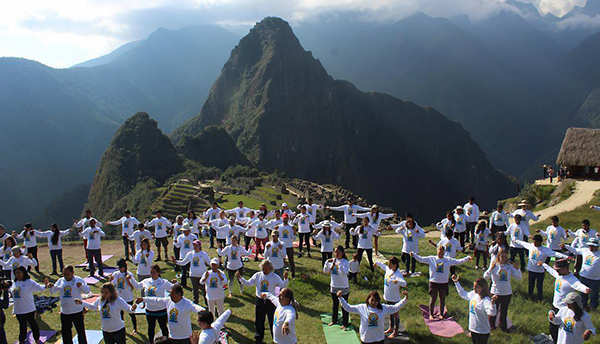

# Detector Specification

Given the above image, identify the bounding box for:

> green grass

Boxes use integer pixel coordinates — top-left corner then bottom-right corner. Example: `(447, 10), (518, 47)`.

(7, 228), (600, 344)
(217, 185), (298, 211)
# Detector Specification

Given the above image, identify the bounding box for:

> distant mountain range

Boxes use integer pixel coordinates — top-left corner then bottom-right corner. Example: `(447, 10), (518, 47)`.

(2, 8), (600, 226)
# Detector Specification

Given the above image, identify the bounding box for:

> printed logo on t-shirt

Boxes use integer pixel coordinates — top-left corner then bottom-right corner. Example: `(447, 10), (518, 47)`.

(3, 252), (9, 260)
(384, 273), (392, 287)
(478, 234), (485, 242)
(282, 230), (289, 239)
(169, 308), (178, 323)
(229, 230), (234, 237)
(230, 250), (238, 260)
(63, 286), (72, 298)
(158, 224), (163, 231)
(361, 232), (368, 239)
(192, 257), (200, 267)
(585, 255), (596, 266)
(555, 279), (562, 292)
(514, 229), (520, 239)
(117, 277), (125, 289)
(325, 236), (331, 243)
(209, 277), (218, 288)
(549, 229), (556, 241)
(184, 240), (191, 249)
(331, 264), (338, 275)
(367, 312), (379, 327)
(469, 299), (477, 314)
(260, 280), (269, 293)
(101, 304), (111, 319)
(12, 262), (18, 269)
(272, 247), (279, 258)
(141, 255), (147, 265)
(407, 232), (413, 242)
(563, 317), (576, 333)
(301, 218), (306, 225)
(498, 269), (508, 282)
(435, 262), (444, 273)
(146, 286), (157, 297)
(13, 287), (21, 298)
(531, 249), (539, 261)
(446, 243), (453, 253)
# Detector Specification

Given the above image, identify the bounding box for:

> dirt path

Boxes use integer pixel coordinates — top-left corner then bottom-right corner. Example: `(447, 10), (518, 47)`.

(532, 179), (600, 223)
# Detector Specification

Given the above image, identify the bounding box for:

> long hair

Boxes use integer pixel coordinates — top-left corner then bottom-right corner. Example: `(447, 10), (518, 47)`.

(14, 266), (29, 281)
(335, 246), (347, 260)
(474, 278), (490, 298)
(365, 291), (383, 310)
(389, 257), (400, 271)
(100, 283), (118, 303)
(51, 224), (60, 246)
(572, 302), (584, 321)
(279, 288), (299, 319)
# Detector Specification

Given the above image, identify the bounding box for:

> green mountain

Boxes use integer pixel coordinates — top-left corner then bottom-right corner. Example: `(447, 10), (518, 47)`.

(175, 125), (251, 169)
(173, 17), (515, 222)
(86, 112), (184, 217)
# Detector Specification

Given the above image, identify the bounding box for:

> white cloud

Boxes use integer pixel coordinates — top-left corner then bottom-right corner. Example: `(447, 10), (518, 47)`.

(0, 0), (594, 68)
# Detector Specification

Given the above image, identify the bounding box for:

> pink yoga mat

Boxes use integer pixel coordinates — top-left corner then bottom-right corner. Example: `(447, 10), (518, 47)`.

(83, 294), (100, 304)
(13, 330), (56, 344)
(75, 255), (114, 267)
(419, 305), (464, 338)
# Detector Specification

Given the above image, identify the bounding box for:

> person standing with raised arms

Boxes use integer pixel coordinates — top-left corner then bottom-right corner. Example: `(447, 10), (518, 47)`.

(145, 210), (172, 262)
(107, 210), (140, 261)
(326, 201), (370, 249)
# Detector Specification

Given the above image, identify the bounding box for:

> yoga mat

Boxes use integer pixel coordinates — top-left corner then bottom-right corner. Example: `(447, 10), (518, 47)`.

(83, 294), (99, 303)
(13, 330), (56, 344)
(418, 305), (463, 338)
(75, 255), (114, 267)
(73, 330), (103, 344)
(83, 276), (101, 285)
(320, 313), (361, 344)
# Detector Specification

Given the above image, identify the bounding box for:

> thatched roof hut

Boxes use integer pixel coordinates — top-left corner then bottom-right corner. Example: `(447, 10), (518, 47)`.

(556, 128), (600, 176)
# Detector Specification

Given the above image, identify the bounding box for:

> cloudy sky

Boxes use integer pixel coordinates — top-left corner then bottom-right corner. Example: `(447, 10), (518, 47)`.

(0, 0), (592, 68)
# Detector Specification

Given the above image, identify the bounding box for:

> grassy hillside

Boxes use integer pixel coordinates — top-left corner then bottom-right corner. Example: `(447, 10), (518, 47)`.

(8, 230), (600, 344)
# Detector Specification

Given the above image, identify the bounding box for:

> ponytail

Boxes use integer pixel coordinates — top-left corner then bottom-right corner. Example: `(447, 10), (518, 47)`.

(280, 288), (299, 320)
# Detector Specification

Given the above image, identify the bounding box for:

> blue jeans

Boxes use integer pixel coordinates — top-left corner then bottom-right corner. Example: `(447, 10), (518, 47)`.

(580, 276), (600, 309)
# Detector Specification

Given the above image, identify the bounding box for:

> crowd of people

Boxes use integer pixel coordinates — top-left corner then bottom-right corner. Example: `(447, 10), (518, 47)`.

(0, 196), (598, 344)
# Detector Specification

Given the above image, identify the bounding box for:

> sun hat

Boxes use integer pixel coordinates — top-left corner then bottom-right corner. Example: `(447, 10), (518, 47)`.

(518, 200), (529, 207)
(587, 237), (599, 247)
(210, 258), (219, 265)
(565, 291), (583, 310)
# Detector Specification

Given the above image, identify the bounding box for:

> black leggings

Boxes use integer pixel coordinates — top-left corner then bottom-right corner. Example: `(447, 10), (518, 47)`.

(475, 249), (488, 267)
(471, 332), (489, 344)
(146, 310), (168, 343)
(454, 232), (466, 250)
(510, 247), (526, 271)
(321, 252), (333, 266)
(102, 327), (126, 344)
(61, 311), (86, 344)
(17, 311), (39, 343)
(255, 297), (276, 343)
(357, 248), (374, 271)
(528, 271), (545, 301)
(401, 252), (416, 273)
(286, 248), (296, 278)
(331, 292), (349, 326)
(386, 300), (400, 330)
(490, 294), (511, 331)
(120, 301), (137, 331)
(50, 249), (64, 274)
(298, 233), (311, 253)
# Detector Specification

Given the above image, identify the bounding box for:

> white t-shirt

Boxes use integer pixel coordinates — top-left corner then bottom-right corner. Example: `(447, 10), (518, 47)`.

(201, 270), (228, 301)
(140, 278), (174, 311)
(565, 246), (600, 280)
(204, 208), (222, 222)
(110, 271), (140, 302)
(489, 211), (509, 227)
(226, 206), (253, 221)
(217, 245), (249, 270)
(483, 263), (522, 295)
(455, 281), (496, 334)
(177, 251), (210, 277)
(473, 229), (491, 251)
(349, 260), (360, 273)
(268, 294), (297, 344)
(143, 297), (204, 340)
(108, 216), (140, 237)
(507, 223), (528, 248)
(11, 279), (45, 314)
(175, 233), (198, 258)
(323, 258), (349, 289)
(37, 229), (71, 250)
(511, 209), (538, 234)
(542, 225), (567, 250)
(517, 240), (567, 273)
(350, 225), (379, 249)
(550, 307), (596, 344)
(0, 255), (37, 279)
(463, 202), (480, 223)
(240, 271), (288, 297)
(50, 276), (90, 314)
(264, 241), (286, 270)
(277, 225), (296, 248)
(83, 296), (132, 332)
(339, 297), (407, 343)
(146, 217), (171, 238)
(329, 204), (370, 224)
(247, 219), (269, 239)
(293, 213), (311, 233)
(132, 230), (153, 250)
(375, 262), (407, 302)
(543, 264), (589, 308)
(133, 250), (155, 276)
(18, 230), (42, 248)
(395, 225), (425, 253)
(198, 309), (231, 344)
(356, 212), (394, 229)
(80, 227), (105, 250)
(438, 237), (462, 258)
(454, 213), (467, 233)
(413, 254), (470, 283)
(313, 230), (339, 253)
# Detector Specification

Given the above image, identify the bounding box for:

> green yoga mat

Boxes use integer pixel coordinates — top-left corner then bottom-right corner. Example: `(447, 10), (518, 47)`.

(320, 313), (361, 344)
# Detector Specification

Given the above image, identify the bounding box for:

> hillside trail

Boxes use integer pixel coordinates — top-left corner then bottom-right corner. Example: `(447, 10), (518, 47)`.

(531, 179), (600, 223)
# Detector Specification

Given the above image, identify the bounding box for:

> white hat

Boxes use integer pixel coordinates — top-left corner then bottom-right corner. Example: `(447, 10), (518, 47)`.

(518, 200), (529, 207)
(182, 224), (191, 231)
(455, 205), (463, 211)
(371, 204), (379, 210)
(322, 220), (331, 227)
(587, 238), (599, 247)
(210, 258), (219, 265)
(282, 203), (288, 207)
